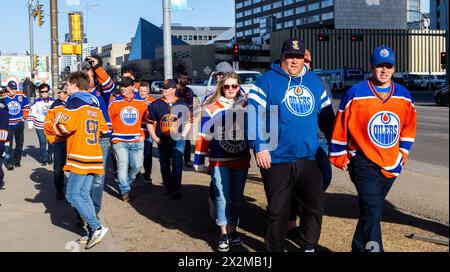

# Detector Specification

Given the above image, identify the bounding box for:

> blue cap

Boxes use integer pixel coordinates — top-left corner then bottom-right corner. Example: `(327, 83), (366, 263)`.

(371, 46), (395, 66)
(7, 81), (18, 90)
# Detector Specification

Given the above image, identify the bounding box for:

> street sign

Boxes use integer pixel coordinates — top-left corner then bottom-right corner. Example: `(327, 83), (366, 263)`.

(203, 66), (212, 76)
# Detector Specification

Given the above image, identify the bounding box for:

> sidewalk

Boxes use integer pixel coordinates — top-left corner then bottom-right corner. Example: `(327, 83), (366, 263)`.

(0, 130), (121, 252)
(0, 130), (448, 252)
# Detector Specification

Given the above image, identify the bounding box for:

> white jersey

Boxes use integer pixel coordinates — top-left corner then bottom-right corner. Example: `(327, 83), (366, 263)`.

(27, 98), (55, 130)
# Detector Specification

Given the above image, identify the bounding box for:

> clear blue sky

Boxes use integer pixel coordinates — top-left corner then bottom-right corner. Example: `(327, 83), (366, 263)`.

(0, 0), (430, 56)
(0, 0), (235, 55)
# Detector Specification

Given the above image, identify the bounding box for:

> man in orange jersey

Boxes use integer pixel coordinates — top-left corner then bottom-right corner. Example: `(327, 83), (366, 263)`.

(330, 46), (417, 252)
(138, 81), (156, 183)
(108, 77), (148, 202)
(54, 72), (110, 250)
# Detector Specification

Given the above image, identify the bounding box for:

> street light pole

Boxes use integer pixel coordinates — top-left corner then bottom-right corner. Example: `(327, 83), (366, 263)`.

(50, 0), (59, 96)
(163, 0), (173, 80)
(28, 0), (35, 80)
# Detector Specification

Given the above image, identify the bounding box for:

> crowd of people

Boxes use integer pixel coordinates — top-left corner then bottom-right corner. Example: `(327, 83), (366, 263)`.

(0, 37), (416, 252)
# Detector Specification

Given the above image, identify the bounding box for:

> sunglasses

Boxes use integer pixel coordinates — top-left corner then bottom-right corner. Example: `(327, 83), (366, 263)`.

(40, 91), (49, 93)
(223, 84), (239, 91)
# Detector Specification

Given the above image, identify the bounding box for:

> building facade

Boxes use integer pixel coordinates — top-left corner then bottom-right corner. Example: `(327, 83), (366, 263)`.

(430, 0), (448, 30)
(235, 0), (411, 44)
(91, 43), (130, 69)
(171, 26), (231, 45)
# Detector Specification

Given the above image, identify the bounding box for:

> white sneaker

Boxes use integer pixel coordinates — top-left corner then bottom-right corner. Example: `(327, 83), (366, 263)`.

(85, 226), (109, 250)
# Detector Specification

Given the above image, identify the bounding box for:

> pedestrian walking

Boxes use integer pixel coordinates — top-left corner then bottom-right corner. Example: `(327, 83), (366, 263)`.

(246, 38), (335, 252)
(329, 46), (417, 252)
(176, 72), (195, 168)
(138, 81), (156, 184)
(194, 72), (250, 252)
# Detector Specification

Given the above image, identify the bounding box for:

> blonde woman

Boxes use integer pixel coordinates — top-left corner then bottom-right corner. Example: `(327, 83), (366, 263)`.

(194, 72), (250, 252)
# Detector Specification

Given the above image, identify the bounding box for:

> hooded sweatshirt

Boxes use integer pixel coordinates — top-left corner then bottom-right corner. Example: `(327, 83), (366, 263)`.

(246, 61), (334, 164)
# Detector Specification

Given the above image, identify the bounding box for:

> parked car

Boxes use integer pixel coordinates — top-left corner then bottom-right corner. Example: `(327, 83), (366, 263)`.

(151, 81), (164, 94)
(434, 85), (449, 106)
(411, 75), (446, 90)
(188, 70), (261, 100)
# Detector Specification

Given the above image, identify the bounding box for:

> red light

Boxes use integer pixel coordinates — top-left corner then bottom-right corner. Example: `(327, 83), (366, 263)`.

(318, 35), (330, 42)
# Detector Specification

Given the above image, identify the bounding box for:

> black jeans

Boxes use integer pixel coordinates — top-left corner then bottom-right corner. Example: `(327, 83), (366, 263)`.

(184, 139), (192, 163)
(143, 139), (153, 179)
(349, 154), (395, 252)
(53, 141), (67, 192)
(261, 159), (324, 252)
(158, 139), (185, 193)
(5, 122), (25, 165)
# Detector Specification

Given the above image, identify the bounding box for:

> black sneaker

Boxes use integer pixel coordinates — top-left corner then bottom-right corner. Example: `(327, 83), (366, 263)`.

(14, 162), (21, 168)
(6, 164), (14, 171)
(184, 161), (194, 168)
(286, 226), (301, 241)
(218, 234), (230, 252)
(143, 175), (152, 184)
(47, 156), (53, 165)
(228, 231), (243, 246)
(0, 180), (4, 189)
(40, 162), (47, 166)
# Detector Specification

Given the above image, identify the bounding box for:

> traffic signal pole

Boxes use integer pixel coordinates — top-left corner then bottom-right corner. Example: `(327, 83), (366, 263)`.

(163, 0), (173, 80)
(50, 0), (59, 96)
(28, 0), (35, 80)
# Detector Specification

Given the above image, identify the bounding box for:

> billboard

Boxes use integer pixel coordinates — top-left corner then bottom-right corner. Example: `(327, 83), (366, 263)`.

(0, 56), (51, 87)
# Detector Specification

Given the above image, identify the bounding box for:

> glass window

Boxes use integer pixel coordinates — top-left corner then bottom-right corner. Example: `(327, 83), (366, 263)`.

(308, 3), (320, 11)
(245, 29), (253, 35)
(236, 2), (243, 9)
(245, 20), (253, 26)
(253, 0), (261, 3)
(253, 7), (261, 14)
(274, 12), (282, 19)
(253, 17), (260, 24)
(209, 36), (213, 40)
(273, 1), (282, 8)
(194, 36), (197, 40)
(263, 4), (271, 11)
(244, 0), (252, 6)
(284, 10), (294, 17)
(188, 35), (193, 40)
(296, 6), (306, 14)
(237, 22), (244, 28)
(276, 23), (283, 30)
(236, 12), (243, 18)
(321, 0), (333, 8)
(244, 9), (252, 16)
(284, 20), (294, 28)
(284, 0), (294, 5)
(322, 11), (334, 20)
(237, 31), (244, 38)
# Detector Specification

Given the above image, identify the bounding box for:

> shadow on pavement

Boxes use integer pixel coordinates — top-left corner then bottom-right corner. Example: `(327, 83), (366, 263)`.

(25, 167), (84, 237)
(22, 145), (41, 164)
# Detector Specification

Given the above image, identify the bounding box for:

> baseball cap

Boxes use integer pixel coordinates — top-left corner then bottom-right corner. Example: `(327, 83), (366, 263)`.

(281, 38), (306, 56)
(7, 81), (18, 90)
(162, 79), (177, 90)
(371, 46), (395, 66)
(215, 62), (234, 74)
(119, 77), (135, 88)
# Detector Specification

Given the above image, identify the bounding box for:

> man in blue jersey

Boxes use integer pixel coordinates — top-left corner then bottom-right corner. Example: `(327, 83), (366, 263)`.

(247, 38), (335, 252)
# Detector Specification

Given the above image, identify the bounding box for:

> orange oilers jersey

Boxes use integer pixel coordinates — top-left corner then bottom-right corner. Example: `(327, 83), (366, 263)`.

(44, 99), (67, 144)
(330, 80), (417, 178)
(108, 94), (149, 144)
(53, 93), (109, 175)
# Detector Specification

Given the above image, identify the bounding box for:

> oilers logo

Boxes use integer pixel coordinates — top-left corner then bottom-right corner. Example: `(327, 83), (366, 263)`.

(42, 106), (49, 116)
(284, 85), (315, 117)
(160, 114), (179, 136)
(368, 111), (400, 149)
(120, 106), (139, 126)
(218, 128), (248, 154)
(7, 101), (22, 115)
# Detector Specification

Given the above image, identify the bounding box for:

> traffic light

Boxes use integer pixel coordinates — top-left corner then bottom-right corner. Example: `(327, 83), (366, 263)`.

(233, 43), (239, 61)
(318, 34), (330, 42)
(351, 35), (363, 42)
(37, 3), (44, 27)
(33, 54), (39, 70)
(441, 52), (446, 69)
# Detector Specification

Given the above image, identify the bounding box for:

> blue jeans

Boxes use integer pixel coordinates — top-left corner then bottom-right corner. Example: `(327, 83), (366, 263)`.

(317, 139), (332, 192)
(5, 122), (24, 165)
(91, 137), (110, 214)
(349, 154), (395, 252)
(143, 138), (153, 180)
(113, 141), (144, 196)
(36, 129), (53, 163)
(66, 173), (101, 231)
(53, 141), (67, 192)
(157, 139), (185, 193)
(211, 167), (248, 227)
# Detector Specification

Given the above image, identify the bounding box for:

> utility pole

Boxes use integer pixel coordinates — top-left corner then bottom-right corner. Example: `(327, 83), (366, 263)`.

(163, 0), (173, 80)
(50, 0), (60, 96)
(28, 0), (35, 80)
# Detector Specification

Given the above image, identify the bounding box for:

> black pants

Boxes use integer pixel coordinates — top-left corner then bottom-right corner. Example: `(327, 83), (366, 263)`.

(184, 139), (192, 163)
(5, 122), (24, 165)
(261, 159), (324, 252)
(158, 139), (184, 193)
(53, 141), (67, 192)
